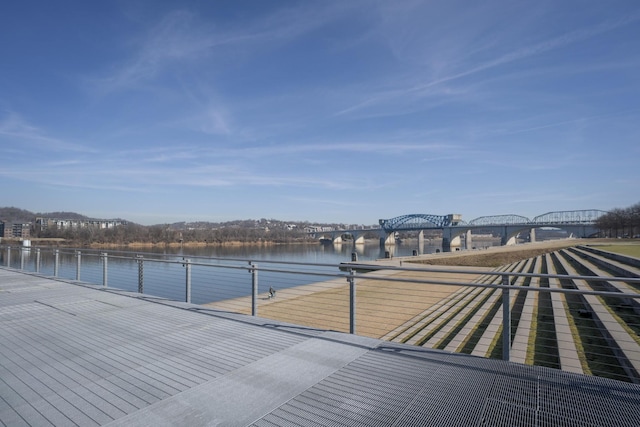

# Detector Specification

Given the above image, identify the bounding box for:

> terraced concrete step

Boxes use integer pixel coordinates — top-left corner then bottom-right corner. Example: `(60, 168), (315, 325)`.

(510, 256), (542, 364)
(554, 251), (640, 380)
(544, 253), (584, 374)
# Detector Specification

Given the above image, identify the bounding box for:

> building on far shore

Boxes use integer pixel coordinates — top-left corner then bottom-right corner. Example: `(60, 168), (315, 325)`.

(35, 217), (127, 232)
(0, 221), (30, 239)
(304, 225), (334, 233)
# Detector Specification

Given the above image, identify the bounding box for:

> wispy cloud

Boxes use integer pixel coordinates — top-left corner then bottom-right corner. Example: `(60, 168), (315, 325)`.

(174, 107), (233, 136)
(498, 109), (640, 135)
(0, 143), (385, 193)
(90, 3), (356, 94)
(337, 10), (640, 117)
(90, 10), (224, 93)
(0, 112), (96, 153)
(251, 142), (456, 156)
(109, 139), (458, 160)
(284, 196), (362, 207)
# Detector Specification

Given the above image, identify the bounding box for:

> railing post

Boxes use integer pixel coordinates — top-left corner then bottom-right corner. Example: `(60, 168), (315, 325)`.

(249, 262), (258, 316)
(348, 268), (356, 334)
(76, 251), (81, 281)
(102, 253), (108, 287)
(20, 247), (25, 270)
(137, 255), (144, 294)
(502, 274), (511, 361)
(35, 248), (41, 273)
(6, 246), (10, 267)
(54, 249), (59, 277)
(184, 259), (192, 303)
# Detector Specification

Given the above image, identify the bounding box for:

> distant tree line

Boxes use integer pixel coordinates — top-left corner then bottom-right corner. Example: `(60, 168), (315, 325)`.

(596, 202), (640, 238)
(0, 207), (378, 245)
(30, 217), (379, 246)
(35, 222), (315, 246)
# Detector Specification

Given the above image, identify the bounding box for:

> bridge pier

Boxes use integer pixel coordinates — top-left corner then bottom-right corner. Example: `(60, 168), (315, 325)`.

(380, 233), (395, 246)
(442, 228), (452, 252)
(530, 228), (536, 243)
(442, 229), (464, 252)
(387, 233), (396, 245)
(466, 230), (472, 250)
(500, 226), (517, 246)
(501, 234), (518, 246)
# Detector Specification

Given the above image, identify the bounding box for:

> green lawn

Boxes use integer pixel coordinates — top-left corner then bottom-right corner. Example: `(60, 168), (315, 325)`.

(593, 243), (640, 258)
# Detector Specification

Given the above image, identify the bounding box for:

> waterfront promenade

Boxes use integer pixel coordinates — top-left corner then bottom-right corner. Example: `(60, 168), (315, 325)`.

(204, 239), (582, 338)
(2, 267), (640, 426)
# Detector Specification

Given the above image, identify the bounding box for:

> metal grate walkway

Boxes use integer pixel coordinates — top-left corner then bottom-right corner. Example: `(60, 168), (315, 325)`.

(1, 268), (639, 426)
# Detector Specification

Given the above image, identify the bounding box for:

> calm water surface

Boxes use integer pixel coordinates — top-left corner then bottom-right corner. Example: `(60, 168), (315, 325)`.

(4, 240), (455, 304)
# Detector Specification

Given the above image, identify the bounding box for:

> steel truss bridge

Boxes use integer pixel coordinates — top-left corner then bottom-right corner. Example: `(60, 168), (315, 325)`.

(315, 210), (607, 252)
(379, 210), (606, 231)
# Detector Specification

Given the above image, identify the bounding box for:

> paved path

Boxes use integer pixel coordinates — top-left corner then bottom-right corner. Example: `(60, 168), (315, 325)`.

(2, 268), (640, 426)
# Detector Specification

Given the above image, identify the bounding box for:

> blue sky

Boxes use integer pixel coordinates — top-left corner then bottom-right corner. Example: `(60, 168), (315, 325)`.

(1, 1), (639, 226)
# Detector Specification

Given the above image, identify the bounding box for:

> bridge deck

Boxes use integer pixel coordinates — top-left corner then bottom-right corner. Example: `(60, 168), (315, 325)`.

(3, 268), (640, 426)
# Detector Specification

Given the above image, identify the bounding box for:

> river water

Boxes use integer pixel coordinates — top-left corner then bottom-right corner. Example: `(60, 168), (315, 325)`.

(148, 239), (445, 263)
(3, 239), (474, 305)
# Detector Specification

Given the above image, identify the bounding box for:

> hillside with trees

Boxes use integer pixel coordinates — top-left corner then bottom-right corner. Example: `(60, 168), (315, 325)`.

(0, 207), (377, 246)
(0, 207), (91, 223)
(0, 207), (42, 223)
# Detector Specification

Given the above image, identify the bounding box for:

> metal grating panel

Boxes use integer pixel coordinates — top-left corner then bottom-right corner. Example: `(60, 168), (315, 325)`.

(538, 411), (599, 427)
(481, 399), (537, 427)
(4, 268), (640, 426)
(487, 374), (538, 409)
(394, 366), (495, 426)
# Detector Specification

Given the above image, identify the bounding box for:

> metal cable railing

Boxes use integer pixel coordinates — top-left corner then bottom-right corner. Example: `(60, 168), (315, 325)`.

(2, 244), (640, 383)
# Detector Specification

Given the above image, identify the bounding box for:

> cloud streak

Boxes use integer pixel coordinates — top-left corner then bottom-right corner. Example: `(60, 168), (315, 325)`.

(2, 2), (638, 224)
(337, 10), (640, 117)
(90, 3), (357, 94)
(0, 112), (96, 153)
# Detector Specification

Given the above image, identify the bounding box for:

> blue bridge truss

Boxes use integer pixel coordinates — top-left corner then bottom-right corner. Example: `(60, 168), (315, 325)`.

(379, 210), (607, 231)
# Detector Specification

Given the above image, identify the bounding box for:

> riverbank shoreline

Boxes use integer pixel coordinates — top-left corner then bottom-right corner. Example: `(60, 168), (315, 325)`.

(0, 237), (321, 248)
(204, 238), (628, 338)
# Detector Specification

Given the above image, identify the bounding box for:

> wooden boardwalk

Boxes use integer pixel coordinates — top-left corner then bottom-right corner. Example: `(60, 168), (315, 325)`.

(3, 267), (640, 426)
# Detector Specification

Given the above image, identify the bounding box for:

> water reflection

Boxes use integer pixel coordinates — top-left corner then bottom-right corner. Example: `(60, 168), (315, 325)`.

(146, 239), (446, 263)
(0, 239), (499, 305)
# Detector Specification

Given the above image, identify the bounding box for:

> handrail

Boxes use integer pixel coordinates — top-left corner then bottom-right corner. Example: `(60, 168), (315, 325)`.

(2, 243), (640, 383)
